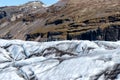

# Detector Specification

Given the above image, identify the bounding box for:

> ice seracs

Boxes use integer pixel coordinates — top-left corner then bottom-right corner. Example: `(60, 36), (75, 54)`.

(0, 39), (120, 80)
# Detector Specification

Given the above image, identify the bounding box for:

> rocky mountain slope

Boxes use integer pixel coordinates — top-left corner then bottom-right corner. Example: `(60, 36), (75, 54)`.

(0, 0), (120, 41)
(1, 39), (120, 80)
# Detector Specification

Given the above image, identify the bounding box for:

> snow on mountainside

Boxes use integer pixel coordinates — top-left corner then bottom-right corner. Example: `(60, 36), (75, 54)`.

(1, 39), (120, 80)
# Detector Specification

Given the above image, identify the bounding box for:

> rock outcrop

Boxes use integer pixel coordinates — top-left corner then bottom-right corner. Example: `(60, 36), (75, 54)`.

(0, 11), (7, 19)
(0, 0), (120, 41)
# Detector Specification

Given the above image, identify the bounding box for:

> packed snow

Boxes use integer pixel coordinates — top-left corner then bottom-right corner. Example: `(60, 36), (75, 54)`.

(0, 39), (120, 80)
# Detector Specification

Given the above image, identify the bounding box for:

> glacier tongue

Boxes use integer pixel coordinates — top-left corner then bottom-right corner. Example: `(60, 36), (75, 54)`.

(0, 39), (120, 80)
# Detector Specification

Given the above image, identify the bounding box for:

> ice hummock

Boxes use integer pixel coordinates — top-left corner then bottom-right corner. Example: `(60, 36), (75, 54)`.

(0, 39), (120, 80)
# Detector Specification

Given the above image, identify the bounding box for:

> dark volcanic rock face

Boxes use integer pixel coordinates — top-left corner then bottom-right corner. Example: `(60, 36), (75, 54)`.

(71, 25), (120, 41)
(104, 25), (120, 41)
(25, 25), (120, 41)
(0, 11), (7, 19)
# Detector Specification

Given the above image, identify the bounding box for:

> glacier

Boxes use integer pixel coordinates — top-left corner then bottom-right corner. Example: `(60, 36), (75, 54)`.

(0, 39), (120, 80)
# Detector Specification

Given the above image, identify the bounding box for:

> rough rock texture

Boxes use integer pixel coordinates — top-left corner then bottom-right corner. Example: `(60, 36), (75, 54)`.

(67, 25), (120, 41)
(0, 39), (120, 80)
(0, 11), (6, 19)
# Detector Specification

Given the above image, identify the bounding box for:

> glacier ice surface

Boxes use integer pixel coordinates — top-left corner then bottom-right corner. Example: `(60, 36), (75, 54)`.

(0, 39), (120, 80)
